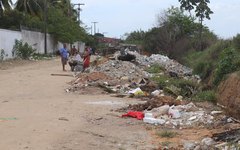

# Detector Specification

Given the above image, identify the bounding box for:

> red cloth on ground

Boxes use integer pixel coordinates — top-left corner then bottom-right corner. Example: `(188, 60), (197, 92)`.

(122, 111), (144, 120)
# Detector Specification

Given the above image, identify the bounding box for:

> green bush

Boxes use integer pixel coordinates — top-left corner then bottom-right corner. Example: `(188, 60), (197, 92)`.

(213, 48), (238, 85)
(208, 40), (231, 60)
(194, 62), (212, 79)
(12, 40), (36, 60)
(233, 34), (240, 51)
(193, 90), (216, 102)
(183, 40), (233, 85)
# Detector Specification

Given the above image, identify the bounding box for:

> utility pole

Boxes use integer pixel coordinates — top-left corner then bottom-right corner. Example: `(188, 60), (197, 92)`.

(91, 25), (93, 35)
(74, 3), (85, 25)
(44, 0), (47, 54)
(44, 0), (61, 54)
(92, 22), (98, 35)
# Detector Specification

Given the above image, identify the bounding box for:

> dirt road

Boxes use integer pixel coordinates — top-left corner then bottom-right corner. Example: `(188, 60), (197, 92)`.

(0, 59), (156, 150)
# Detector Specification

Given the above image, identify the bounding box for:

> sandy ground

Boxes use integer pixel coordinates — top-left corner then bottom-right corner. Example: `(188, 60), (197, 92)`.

(0, 58), (156, 150)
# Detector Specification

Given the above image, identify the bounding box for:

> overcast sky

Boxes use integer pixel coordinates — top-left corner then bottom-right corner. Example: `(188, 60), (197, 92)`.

(72, 0), (240, 39)
(11, 0), (240, 39)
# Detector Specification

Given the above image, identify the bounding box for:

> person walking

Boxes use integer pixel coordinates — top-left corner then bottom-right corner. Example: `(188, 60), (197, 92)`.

(59, 43), (69, 71)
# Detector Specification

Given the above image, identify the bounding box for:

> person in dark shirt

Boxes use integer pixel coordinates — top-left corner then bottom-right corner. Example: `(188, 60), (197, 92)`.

(70, 45), (77, 56)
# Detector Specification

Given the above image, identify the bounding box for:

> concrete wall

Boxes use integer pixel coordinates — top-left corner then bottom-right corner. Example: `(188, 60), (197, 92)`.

(21, 30), (57, 54)
(0, 29), (22, 59)
(0, 28), (85, 60)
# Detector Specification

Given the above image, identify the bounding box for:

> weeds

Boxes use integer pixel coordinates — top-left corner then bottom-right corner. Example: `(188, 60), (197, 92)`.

(146, 64), (165, 74)
(152, 75), (199, 98)
(193, 90), (216, 103)
(157, 130), (177, 138)
(12, 40), (36, 60)
(0, 49), (5, 61)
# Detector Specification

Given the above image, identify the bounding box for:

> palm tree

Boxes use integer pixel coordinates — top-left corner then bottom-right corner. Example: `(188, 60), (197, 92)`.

(15, 0), (73, 18)
(15, 0), (43, 17)
(0, 0), (13, 15)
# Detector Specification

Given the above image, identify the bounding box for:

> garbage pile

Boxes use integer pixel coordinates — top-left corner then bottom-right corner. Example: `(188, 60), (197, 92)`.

(143, 102), (215, 128)
(67, 51), (199, 95)
(127, 51), (193, 77)
(120, 96), (219, 128)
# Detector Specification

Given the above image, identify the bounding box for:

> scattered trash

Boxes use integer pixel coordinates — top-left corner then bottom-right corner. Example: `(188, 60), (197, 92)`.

(168, 106), (181, 119)
(143, 112), (165, 125)
(151, 105), (170, 117)
(151, 90), (162, 96)
(210, 111), (223, 115)
(95, 117), (103, 120)
(176, 95), (183, 101)
(58, 117), (69, 121)
(212, 128), (240, 143)
(119, 100), (219, 128)
(128, 87), (144, 96)
(122, 111), (144, 120)
(51, 73), (73, 77)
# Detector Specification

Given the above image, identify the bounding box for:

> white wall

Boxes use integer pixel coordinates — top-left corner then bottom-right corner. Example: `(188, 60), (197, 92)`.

(21, 30), (57, 54)
(0, 29), (22, 59)
(0, 28), (85, 60)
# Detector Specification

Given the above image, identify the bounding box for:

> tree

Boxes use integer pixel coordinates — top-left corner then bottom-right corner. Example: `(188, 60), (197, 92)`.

(47, 7), (87, 43)
(179, 0), (213, 50)
(125, 30), (146, 45)
(15, 0), (43, 17)
(0, 0), (12, 15)
(142, 6), (217, 61)
(0, 9), (26, 30)
(144, 7), (198, 56)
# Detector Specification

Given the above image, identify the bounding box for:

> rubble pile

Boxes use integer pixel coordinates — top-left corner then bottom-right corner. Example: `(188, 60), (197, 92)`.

(71, 72), (112, 85)
(66, 72), (114, 93)
(94, 60), (150, 79)
(129, 51), (193, 77)
(67, 50), (201, 95)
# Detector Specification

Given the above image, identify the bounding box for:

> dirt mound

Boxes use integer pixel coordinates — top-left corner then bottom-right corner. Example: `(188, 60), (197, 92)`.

(217, 72), (240, 120)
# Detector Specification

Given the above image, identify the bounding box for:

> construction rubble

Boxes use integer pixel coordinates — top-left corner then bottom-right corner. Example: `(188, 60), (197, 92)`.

(67, 50), (199, 94)
(66, 51), (240, 149)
